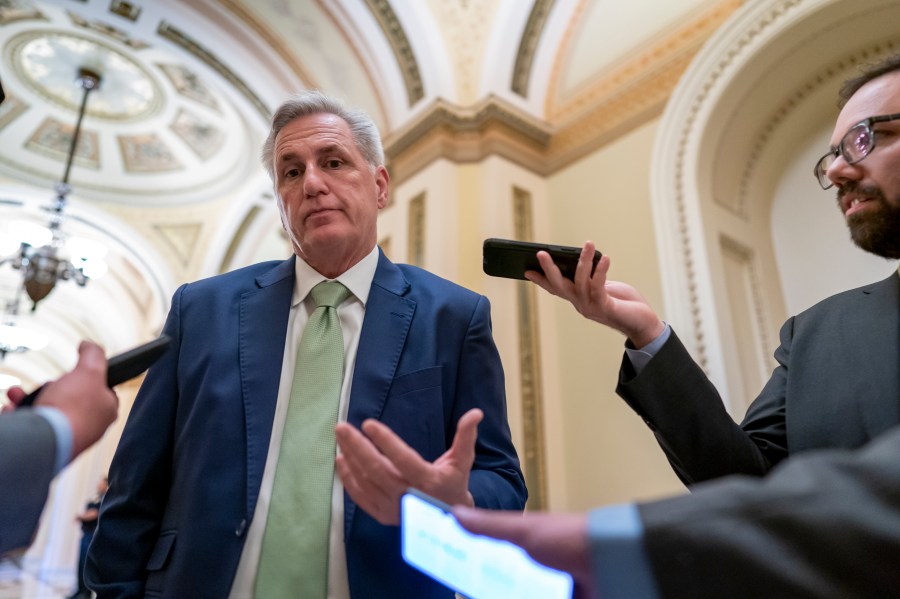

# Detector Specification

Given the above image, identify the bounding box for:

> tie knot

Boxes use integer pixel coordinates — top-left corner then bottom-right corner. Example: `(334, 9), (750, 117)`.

(309, 280), (351, 309)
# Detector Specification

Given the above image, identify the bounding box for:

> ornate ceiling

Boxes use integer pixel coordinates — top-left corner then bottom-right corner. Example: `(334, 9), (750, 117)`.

(0, 0), (741, 385)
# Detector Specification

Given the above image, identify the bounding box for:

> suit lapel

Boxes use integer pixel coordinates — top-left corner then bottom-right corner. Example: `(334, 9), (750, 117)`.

(240, 257), (295, 519)
(344, 250), (415, 536)
(852, 272), (900, 437)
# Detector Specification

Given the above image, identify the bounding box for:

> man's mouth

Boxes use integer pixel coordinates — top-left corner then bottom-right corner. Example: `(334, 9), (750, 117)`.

(306, 208), (338, 221)
(845, 196), (872, 217)
(838, 184), (885, 218)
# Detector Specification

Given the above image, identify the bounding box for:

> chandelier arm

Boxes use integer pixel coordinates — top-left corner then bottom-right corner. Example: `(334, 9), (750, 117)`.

(60, 70), (100, 188)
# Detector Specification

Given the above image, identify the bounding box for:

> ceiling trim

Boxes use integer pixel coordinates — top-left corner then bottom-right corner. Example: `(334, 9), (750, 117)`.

(157, 20), (271, 120)
(511, 0), (557, 98)
(362, 0), (423, 106)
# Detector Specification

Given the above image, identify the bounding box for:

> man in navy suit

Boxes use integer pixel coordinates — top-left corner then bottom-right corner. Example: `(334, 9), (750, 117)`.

(86, 91), (526, 599)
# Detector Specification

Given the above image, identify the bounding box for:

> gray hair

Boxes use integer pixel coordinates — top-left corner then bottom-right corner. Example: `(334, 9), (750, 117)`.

(261, 90), (384, 180)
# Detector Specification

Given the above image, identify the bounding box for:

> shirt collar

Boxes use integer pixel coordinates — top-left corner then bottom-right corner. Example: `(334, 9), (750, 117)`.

(292, 246), (379, 308)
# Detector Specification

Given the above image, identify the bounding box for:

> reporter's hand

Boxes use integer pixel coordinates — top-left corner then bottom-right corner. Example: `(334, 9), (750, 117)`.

(17, 342), (119, 459)
(453, 507), (597, 599)
(335, 408), (482, 526)
(525, 241), (664, 347)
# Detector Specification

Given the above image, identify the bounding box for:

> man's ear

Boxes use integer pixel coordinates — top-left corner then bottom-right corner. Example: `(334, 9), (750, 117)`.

(375, 165), (390, 209)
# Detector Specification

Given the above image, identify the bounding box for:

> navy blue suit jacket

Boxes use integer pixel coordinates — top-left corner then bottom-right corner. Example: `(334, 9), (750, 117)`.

(86, 251), (526, 598)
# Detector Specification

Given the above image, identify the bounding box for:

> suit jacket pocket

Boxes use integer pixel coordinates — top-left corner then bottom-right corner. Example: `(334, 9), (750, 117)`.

(389, 365), (442, 398)
(384, 366), (443, 460)
(146, 530), (176, 572)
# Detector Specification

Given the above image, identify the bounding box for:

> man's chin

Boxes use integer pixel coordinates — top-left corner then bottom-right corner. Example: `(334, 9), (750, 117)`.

(848, 217), (900, 259)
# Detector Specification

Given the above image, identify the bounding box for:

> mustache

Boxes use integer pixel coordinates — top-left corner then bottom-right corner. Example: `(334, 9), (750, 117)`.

(837, 181), (887, 205)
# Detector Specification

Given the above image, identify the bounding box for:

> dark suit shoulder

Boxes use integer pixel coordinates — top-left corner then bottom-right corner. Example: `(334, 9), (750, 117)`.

(794, 271), (898, 321)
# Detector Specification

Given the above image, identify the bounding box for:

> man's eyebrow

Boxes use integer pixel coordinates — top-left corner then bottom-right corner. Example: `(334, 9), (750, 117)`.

(276, 144), (348, 163)
(276, 150), (298, 165)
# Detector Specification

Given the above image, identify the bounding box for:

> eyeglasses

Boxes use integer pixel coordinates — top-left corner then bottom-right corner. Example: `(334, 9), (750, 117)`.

(814, 113), (900, 189)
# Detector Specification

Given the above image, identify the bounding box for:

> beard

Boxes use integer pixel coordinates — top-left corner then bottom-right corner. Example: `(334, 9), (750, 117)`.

(837, 183), (900, 259)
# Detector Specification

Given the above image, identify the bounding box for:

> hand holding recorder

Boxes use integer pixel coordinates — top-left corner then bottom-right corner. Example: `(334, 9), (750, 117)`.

(6, 336), (170, 459)
(484, 238), (664, 348)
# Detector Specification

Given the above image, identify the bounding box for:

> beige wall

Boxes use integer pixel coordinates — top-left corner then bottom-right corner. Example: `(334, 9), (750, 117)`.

(545, 117), (684, 510)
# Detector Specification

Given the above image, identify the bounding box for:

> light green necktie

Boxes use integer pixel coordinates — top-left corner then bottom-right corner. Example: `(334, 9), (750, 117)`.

(255, 280), (352, 599)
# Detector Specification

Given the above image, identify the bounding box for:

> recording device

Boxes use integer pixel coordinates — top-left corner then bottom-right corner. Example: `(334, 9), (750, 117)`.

(16, 335), (172, 407)
(482, 238), (602, 281)
(401, 488), (573, 599)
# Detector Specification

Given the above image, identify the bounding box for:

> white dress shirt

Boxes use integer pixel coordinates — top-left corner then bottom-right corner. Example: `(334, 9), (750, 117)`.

(229, 247), (379, 599)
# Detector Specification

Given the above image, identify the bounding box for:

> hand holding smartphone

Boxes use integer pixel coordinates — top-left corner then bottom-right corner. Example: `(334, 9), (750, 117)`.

(16, 335), (171, 407)
(401, 488), (573, 599)
(483, 238), (602, 281)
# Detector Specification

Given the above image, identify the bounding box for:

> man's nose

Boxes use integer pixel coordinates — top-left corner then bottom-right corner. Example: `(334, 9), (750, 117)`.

(303, 165), (328, 197)
(826, 153), (863, 188)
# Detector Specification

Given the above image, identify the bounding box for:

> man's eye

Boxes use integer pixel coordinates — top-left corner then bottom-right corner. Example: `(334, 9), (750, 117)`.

(285, 168), (300, 178)
(325, 159), (342, 169)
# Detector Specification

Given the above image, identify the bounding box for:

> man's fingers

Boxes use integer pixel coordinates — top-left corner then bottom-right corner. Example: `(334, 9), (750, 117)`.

(335, 422), (402, 484)
(335, 454), (400, 525)
(6, 386), (25, 406)
(77, 341), (108, 378)
(453, 506), (527, 546)
(535, 251), (572, 293)
(572, 241), (596, 290)
(361, 418), (431, 482)
(335, 423), (406, 525)
(448, 408), (482, 465)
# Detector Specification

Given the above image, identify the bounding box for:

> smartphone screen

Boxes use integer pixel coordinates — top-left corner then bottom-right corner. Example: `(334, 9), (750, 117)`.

(401, 489), (573, 599)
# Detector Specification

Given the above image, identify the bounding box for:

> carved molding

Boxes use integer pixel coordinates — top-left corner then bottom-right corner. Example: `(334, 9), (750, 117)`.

(407, 192), (425, 266)
(511, 0), (557, 97)
(512, 187), (548, 511)
(363, 0), (424, 106)
(384, 95), (552, 182)
(157, 21), (271, 120)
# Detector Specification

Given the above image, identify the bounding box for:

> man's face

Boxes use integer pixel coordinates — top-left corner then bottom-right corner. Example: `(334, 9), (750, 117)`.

(273, 113), (388, 276)
(826, 71), (900, 258)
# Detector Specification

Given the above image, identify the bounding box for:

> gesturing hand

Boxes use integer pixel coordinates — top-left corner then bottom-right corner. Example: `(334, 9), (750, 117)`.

(335, 408), (482, 526)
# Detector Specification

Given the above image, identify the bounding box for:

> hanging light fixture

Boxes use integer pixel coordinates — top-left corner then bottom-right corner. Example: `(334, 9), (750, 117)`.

(0, 67), (103, 357)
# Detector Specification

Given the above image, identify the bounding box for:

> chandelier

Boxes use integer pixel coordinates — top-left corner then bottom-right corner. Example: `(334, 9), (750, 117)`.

(0, 67), (104, 357)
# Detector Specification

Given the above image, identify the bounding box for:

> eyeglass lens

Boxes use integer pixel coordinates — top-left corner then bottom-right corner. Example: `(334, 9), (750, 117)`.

(815, 122), (875, 188)
(845, 124), (874, 163)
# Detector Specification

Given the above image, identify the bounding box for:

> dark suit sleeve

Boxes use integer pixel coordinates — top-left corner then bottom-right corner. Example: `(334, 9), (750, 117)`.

(458, 295), (527, 510)
(616, 328), (790, 485)
(86, 285), (186, 598)
(638, 425), (900, 599)
(0, 411), (57, 554)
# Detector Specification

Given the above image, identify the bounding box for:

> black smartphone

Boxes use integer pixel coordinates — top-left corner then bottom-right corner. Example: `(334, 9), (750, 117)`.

(401, 488), (573, 599)
(17, 335), (172, 407)
(483, 238), (602, 281)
